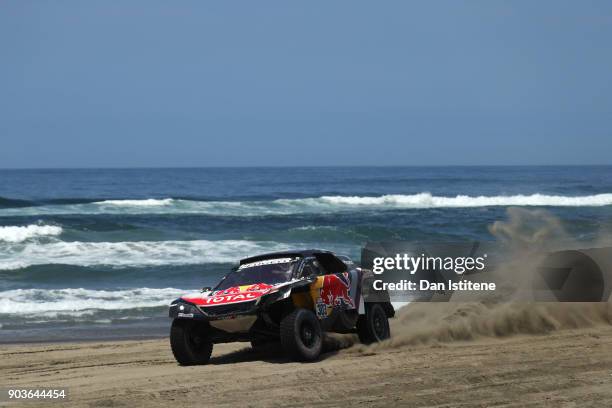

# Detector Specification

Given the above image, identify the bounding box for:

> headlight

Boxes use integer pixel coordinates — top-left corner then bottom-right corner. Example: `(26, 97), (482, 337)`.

(169, 301), (200, 318)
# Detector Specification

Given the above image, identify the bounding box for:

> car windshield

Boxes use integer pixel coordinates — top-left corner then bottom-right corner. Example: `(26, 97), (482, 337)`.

(214, 257), (297, 291)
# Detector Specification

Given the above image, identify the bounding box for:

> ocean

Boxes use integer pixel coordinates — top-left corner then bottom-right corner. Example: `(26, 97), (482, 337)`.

(1, 166), (611, 342)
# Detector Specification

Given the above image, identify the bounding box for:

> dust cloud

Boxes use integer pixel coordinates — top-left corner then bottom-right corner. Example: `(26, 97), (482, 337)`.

(347, 207), (612, 354)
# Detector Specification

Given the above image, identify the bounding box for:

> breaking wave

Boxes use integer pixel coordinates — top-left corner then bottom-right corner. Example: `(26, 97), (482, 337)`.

(0, 287), (185, 313)
(0, 239), (290, 270)
(314, 193), (612, 207)
(94, 198), (174, 206)
(1, 193), (611, 217)
(0, 224), (63, 243)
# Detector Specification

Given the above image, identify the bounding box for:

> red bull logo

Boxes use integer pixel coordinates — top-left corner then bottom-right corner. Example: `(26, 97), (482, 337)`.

(319, 272), (355, 309)
(216, 286), (242, 296)
(246, 283), (273, 292)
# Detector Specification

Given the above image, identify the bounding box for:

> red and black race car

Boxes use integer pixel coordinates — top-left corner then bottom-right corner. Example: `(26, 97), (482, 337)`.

(169, 249), (394, 364)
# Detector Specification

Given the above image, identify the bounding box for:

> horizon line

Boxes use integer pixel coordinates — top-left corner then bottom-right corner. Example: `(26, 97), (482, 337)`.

(1, 164), (611, 171)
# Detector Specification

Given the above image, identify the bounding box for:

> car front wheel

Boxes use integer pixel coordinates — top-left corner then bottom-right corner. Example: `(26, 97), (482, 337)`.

(280, 308), (323, 361)
(170, 319), (213, 365)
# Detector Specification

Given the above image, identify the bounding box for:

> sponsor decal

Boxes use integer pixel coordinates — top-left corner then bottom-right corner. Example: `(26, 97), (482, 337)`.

(182, 283), (275, 305)
(203, 292), (260, 304)
(315, 298), (327, 318)
(215, 286), (242, 296)
(238, 257), (296, 270)
(319, 273), (355, 310)
(245, 283), (273, 292)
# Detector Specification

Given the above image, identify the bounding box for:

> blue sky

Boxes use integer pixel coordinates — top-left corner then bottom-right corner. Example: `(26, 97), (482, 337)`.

(1, 1), (611, 167)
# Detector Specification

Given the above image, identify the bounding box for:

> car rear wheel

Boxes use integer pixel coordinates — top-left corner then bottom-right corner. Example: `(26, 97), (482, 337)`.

(280, 308), (323, 361)
(170, 319), (213, 365)
(357, 303), (390, 344)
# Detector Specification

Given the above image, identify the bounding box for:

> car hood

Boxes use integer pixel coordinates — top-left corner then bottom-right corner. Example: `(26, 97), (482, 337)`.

(181, 282), (278, 306)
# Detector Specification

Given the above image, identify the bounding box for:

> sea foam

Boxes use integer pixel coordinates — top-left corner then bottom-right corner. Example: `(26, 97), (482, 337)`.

(0, 224), (63, 243)
(313, 193), (612, 208)
(1, 193), (611, 217)
(0, 239), (290, 270)
(95, 198), (174, 206)
(0, 287), (185, 313)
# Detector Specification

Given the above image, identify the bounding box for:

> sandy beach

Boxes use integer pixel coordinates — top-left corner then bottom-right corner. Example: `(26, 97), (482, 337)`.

(3, 0), (612, 405)
(3, 304), (612, 408)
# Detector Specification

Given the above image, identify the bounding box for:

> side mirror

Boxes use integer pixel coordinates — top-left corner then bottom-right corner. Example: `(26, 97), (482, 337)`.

(201, 286), (212, 292)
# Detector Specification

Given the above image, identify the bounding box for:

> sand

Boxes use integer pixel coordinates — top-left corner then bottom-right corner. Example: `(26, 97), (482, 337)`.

(2, 322), (612, 407)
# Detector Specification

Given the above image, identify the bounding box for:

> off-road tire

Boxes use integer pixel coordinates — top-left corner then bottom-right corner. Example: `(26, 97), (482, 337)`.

(280, 308), (323, 361)
(170, 319), (213, 365)
(357, 303), (390, 344)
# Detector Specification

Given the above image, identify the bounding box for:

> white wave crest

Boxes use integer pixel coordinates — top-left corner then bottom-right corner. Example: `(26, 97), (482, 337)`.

(291, 225), (338, 231)
(0, 224), (63, 243)
(0, 287), (184, 313)
(313, 193), (612, 208)
(1, 193), (611, 217)
(95, 198), (174, 206)
(0, 239), (290, 270)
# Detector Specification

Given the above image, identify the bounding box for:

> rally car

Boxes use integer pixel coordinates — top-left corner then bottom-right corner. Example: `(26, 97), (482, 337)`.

(169, 249), (394, 364)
